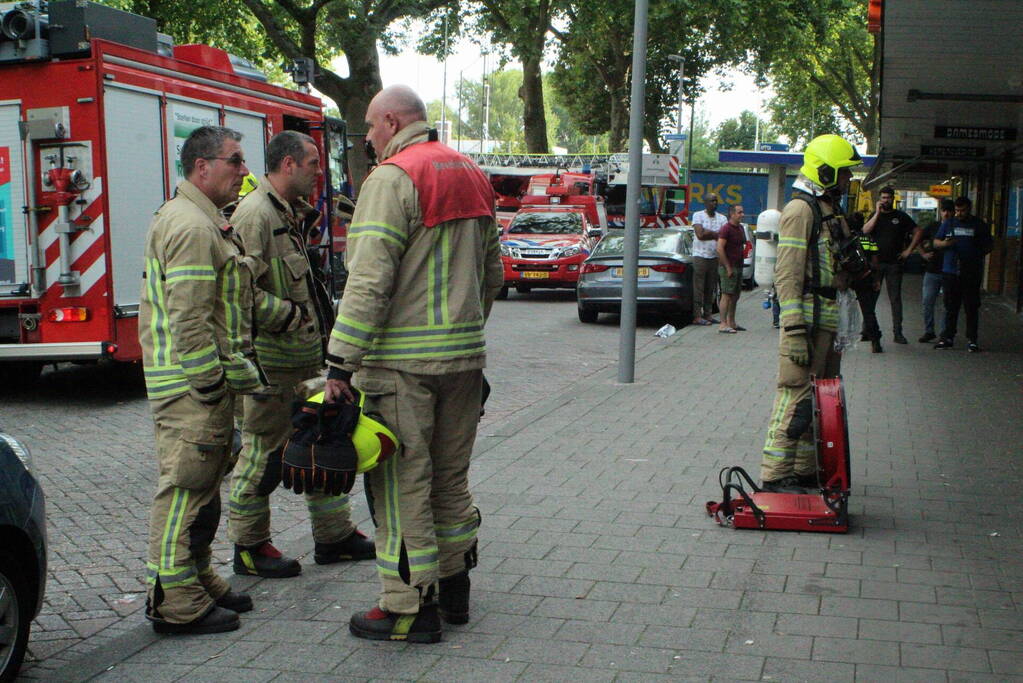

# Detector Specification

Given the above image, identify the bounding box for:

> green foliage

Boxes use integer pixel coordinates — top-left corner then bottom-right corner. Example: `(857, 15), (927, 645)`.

(742, 0), (876, 150)
(715, 111), (777, 151)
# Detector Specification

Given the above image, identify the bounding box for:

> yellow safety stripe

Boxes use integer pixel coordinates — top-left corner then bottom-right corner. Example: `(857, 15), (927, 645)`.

(160, 488), (189, 570)
(349, 222), (408, 249)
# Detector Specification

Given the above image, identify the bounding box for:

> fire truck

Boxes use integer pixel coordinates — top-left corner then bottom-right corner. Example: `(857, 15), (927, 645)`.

(0, 1), (348, 384)
(603, 153), (690, 228)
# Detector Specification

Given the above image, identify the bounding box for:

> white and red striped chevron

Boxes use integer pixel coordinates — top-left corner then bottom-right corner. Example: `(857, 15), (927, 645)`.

(37, 178), (106, 298)
(668, 156), (680, 185)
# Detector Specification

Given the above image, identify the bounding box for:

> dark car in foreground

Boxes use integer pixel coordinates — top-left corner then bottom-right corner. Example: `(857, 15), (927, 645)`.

(0, 433), (46, 683)
(576, 228), (694, 326)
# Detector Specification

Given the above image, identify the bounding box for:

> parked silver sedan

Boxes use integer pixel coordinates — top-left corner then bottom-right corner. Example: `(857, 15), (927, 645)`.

(576, 228), (694, 326)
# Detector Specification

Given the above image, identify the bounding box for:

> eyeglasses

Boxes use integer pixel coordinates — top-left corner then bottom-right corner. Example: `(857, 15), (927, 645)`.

(205, 155), (246, 167)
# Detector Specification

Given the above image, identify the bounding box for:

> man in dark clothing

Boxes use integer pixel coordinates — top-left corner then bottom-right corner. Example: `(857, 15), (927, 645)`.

(848, 213), (883, 353)
(916, 199), (954, 342)
(933, 196), (992, 352)
(862, 186), (919, 344)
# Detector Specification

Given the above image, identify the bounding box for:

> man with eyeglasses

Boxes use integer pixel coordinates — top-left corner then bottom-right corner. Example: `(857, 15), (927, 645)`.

(227, 130), (374, 579)
(140, 126), (284, 635)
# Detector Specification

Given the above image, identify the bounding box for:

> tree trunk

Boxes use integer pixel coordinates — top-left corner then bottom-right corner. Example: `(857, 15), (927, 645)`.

(314, 35), (382, 195)
(519, 53), (549, 153)
(608, 92), (628, 152)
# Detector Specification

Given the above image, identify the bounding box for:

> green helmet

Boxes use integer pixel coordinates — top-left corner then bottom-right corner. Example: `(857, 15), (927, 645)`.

(800, 134), (861, 189)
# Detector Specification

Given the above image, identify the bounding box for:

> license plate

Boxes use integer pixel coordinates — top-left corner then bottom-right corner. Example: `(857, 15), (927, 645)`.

(612, 267), (649, 277)
(522, 270), (549, 279)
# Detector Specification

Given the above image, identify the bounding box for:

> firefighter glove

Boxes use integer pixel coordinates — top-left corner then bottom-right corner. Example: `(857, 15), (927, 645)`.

(782, 331), (810, 366)
(281, 405), (318, 494)
(311, 400), (360, 495)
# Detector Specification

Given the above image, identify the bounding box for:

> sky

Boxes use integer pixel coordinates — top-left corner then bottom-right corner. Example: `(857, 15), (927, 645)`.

(339, 33), (775, 137)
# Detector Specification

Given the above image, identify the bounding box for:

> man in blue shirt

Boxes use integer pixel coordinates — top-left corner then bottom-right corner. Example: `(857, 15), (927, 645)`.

(933, 196), (992, 352)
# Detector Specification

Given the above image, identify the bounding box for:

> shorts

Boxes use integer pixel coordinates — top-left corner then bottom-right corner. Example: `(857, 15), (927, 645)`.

(718, 265), (741, 295)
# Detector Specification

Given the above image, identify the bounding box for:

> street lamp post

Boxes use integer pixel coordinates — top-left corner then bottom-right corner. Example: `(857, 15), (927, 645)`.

(667, 54), (685, 136)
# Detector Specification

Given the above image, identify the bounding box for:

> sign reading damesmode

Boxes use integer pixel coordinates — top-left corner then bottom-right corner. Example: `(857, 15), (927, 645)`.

(934, 126), (1017, 141)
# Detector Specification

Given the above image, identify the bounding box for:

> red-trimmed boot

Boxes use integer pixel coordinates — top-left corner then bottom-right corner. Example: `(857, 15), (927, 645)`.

(233, 541), (301, 578)
(348, 604), (442, 643)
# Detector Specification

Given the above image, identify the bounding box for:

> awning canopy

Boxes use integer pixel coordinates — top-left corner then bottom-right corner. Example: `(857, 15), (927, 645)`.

(874, 0), (1023, 188)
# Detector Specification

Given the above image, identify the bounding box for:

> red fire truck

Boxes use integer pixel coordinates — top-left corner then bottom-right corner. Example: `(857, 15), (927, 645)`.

(0, 1), (348, 384)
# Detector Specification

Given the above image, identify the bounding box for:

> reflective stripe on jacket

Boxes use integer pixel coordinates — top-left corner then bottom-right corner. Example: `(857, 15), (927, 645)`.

(326, 122), (504, 375)
(139, 181), (269, 401)
(232, 177), (324, 369)
(775, 189), (846, 334)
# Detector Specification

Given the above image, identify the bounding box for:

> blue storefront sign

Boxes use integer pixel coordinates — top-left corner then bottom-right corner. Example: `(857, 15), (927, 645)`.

(687, 169), (797, 223)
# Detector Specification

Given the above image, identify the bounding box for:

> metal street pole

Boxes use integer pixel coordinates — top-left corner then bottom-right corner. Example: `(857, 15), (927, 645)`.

(456, 71), (463, 152)
(667, 54), (684, 136)
(618, 0), (649, 385)
(687, 101), (695, 180)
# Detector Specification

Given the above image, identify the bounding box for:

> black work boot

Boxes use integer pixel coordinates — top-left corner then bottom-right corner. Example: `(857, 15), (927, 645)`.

(795, 472), (819, 490)
(871, 339), (883, 353)
(760, 476), (809, 494)
(314, 529), (376, 564)
(893, 332), (908, 344)
(438, 572), (470, 625)
(349, 604), (442, 643)
(234, 541), (301, 578)
(215, 591), (253, 613)
(148, 605), (240, 635)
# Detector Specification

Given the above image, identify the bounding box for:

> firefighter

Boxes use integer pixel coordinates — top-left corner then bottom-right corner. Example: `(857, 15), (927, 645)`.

(227, 131), (374, 577)
(760, 134), (861, 493)
(323, 85), (503, 643)
(140, 126), (289, 634)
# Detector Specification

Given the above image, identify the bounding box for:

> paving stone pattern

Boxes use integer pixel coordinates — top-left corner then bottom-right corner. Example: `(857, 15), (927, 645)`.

(8, 276), (1023, 681)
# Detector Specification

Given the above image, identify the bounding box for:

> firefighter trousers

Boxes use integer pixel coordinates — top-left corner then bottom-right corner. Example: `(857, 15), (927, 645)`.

(761, 328), (841, 483)
(356, 367), (483, 615)
(146, 392), (234, 624)
(228, 365), (354, 547)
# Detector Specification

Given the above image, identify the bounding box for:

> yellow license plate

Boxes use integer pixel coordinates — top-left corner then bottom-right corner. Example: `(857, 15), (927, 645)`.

(612, 267), (649, 277)
(522, 270), (549, 279)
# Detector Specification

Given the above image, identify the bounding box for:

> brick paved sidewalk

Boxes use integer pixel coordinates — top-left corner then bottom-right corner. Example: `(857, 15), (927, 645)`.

(42, 277), (1023, 681)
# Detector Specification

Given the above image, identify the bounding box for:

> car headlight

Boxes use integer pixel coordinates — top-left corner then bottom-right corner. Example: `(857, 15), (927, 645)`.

(500, 243), (516, 257)
(560, 246), (581, 258)
(1, 433), (33, 472)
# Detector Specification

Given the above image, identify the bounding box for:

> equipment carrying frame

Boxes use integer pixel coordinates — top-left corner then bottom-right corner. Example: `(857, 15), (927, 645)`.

(706, 376), (852, 533)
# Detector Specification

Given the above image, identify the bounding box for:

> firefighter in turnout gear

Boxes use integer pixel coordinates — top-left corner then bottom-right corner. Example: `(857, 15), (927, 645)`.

(760, 134), (861, 493)
(140, 126), (283, 634)
(227, 131), (374, 577)
(323, 86), (503, 643)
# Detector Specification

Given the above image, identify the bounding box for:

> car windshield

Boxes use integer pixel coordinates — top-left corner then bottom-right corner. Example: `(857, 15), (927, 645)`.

(592, 230), (691, 257)
(508, 212), (583, 235)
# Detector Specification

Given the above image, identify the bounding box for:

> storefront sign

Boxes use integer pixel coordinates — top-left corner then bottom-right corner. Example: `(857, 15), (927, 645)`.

(933, 126), (1016, 141)
(928, 184), (952, 197)
(921, 144), (986, 159)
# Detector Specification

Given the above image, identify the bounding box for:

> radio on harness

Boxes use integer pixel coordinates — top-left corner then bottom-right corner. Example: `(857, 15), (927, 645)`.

(706, 376), (852, 533)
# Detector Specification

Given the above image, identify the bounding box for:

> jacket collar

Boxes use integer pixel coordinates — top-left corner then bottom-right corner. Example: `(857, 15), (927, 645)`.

(256, 174), (318, 225)
(177, 180), (230, 228)
(380, 121), (431, 160)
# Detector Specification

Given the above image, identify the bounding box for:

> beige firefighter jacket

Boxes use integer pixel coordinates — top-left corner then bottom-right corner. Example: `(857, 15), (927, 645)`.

(326, 122), (504, 376)
(775, 178), (850, 335)
(139, 181), (280, 402)
(232, 176), (325, 370)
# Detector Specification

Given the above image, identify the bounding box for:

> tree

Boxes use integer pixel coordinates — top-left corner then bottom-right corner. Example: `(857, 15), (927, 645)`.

(108, 0), (451, 188)
(740, 0), (877, 151)
(418, 2), (561, 153)
(550, 0), (741, 153)
(715, 111), (778, 151)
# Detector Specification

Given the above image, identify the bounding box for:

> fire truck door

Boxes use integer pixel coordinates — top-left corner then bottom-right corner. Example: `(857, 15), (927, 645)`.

(224, 110), (266, 178)
(103, 85), (166, 308)
(0, 102), (29, 294)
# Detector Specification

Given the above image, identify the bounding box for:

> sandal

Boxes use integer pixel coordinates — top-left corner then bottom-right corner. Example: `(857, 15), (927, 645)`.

(693, 318), (712, 326)
(734, 325), (747, 331)
(718, 328), (737, 334)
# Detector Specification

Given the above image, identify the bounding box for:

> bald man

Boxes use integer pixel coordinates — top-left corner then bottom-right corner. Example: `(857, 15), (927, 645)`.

(323, 85), (504, 643)
(691, 193), (727, 325)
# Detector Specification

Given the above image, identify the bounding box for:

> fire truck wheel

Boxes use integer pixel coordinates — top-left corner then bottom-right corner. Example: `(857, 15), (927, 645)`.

(515, 285), (531, 294)
(496, 287), (509, 300)
(0, 362), (42, 391)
